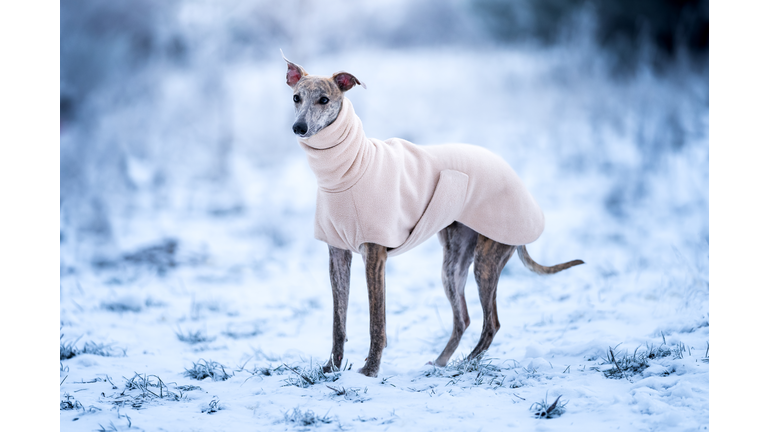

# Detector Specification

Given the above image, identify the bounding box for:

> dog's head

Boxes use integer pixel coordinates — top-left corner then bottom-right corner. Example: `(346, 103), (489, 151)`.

(283, 52), (365, 138)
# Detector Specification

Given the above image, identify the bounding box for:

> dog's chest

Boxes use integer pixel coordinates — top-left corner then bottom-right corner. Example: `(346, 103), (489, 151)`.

(312, 139), (442, 254)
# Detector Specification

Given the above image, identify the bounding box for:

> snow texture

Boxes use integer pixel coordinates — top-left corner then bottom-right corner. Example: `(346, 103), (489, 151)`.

(60, 2), (708, 431)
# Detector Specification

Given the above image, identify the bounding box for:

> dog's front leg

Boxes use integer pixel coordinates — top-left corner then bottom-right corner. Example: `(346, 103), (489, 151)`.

(358, 243), (388, 377)
(323, 245), (353, 373)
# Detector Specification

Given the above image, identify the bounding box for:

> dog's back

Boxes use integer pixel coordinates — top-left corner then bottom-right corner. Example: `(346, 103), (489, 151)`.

(301, 98), (544, 256)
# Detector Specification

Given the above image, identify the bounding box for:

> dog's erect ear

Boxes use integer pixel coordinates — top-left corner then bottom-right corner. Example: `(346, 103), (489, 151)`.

(281, 50), (307, 88)
(332, 72), (367, 92)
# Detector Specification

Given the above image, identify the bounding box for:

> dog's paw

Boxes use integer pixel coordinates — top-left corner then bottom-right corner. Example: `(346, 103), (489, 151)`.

(357, 366), (378, 378)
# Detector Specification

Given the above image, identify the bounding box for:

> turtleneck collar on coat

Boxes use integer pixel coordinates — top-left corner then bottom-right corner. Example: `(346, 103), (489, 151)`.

(298, 98), (373, 193)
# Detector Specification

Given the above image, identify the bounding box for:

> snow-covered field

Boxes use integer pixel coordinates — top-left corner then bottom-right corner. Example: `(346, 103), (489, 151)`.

(58, 43), (708, 431)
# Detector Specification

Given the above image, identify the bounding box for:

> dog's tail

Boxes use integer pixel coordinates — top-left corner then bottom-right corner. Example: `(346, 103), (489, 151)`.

(517, 245), (584, 275)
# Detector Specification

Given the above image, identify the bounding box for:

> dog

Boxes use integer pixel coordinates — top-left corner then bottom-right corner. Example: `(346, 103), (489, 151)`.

(284, 53), (584, 377)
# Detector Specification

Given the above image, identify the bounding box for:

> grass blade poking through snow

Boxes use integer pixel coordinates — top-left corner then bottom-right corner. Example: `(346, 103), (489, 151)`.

(60, 393), (83, 411)
(600, 342), (674, 379)
(107, 373), (183, 409)
(281, 360), (347, 388)
(421, 352), (511, 388)
(60, 334), (126, 359)
(202, 397), (224, 414)
(530, 393), (567, 419)
(282, 407), (334, 427)
(175, 329), (216, 344)
(184, 359), (232, 381)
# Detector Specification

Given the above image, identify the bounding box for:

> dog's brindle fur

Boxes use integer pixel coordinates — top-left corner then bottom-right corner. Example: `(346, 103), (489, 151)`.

(285, 55), (584, 377)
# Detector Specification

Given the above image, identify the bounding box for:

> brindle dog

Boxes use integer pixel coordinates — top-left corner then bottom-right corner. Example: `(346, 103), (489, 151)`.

(284, 53), (584, 377)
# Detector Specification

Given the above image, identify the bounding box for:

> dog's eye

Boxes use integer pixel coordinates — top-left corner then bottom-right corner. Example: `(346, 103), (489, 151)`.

(319, 96), (329, 105)
(293, 94), (300, 103)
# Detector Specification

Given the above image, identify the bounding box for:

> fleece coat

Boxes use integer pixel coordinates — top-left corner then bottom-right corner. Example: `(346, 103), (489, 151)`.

(298, 98), (545, 257)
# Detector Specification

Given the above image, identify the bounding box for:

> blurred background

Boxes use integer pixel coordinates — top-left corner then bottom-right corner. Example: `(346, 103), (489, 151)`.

(60, 0), (708, 277)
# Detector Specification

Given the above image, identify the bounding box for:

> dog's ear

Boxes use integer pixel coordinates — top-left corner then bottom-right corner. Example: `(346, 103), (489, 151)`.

(332, 72), (367, 92)
(282, 50), (307, 88)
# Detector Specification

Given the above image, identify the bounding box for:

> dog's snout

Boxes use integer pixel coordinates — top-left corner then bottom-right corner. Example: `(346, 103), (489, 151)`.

(293, 122), (308, 136)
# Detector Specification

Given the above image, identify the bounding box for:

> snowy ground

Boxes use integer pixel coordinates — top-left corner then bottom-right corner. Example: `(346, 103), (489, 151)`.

(59, 48), (709, 431)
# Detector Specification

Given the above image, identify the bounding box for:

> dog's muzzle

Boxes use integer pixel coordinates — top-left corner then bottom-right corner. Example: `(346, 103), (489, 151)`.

(293, 122), (308, 136)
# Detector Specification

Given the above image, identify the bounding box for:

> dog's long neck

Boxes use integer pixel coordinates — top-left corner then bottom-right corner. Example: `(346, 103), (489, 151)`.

(298, 98), (373, 193)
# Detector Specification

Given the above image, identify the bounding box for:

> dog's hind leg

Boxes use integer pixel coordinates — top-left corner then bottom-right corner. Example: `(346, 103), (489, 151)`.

(323, 245), (353, 373)
(468, 235), (515, 360)
(358, 243), (388, 377)
(434, 222), (478, 367)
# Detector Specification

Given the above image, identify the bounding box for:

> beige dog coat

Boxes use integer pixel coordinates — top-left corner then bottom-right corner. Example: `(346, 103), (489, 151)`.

(298, 98), (545, 256)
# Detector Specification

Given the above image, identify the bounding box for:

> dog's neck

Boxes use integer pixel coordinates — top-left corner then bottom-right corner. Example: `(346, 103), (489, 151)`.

(298, 98), (373, 193)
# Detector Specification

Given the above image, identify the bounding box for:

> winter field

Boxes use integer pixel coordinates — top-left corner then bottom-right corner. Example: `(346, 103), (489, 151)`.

(41, 1), (723, 430)
(57, 46), (710, 431)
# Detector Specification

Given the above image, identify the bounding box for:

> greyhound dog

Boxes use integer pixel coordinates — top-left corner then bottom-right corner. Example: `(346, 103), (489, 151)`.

(284, 54), (584, 378)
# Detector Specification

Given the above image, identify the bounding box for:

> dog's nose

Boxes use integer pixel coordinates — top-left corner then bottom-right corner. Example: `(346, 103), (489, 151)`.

(293, 122), (308, 136)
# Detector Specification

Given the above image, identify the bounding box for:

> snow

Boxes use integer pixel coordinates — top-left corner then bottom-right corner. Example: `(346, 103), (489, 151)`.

(57, 4), (709, 430)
